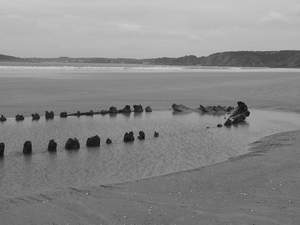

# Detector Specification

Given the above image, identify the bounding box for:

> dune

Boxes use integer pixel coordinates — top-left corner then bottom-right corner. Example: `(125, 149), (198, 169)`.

(0, 130), (300, 224)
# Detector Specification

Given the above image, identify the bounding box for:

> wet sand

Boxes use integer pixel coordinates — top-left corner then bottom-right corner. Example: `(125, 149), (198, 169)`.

(0, 130), (299, 225)
(0, 68), (300, 115)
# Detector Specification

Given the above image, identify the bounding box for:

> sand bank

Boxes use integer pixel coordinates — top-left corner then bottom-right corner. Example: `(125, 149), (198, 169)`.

(0, 130), (300, 225)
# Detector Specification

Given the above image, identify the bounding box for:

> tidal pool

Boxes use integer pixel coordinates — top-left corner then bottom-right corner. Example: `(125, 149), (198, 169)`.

(0, 109), (300, 198)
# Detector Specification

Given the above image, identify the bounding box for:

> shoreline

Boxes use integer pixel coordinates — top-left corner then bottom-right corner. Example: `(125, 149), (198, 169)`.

(2, 62), (300, 71)
(1, 129), (300, 224)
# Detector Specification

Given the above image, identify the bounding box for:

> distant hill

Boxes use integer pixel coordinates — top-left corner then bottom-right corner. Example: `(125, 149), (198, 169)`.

(146, 55), (200, 66)
(0, 54), (21, 61)
(148, 51), (300, 67)
(199, 51), (300, 68)
(1, 50), (300, 68)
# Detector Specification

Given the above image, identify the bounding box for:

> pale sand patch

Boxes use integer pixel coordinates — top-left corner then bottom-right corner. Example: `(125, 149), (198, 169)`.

(0, 130), (300, 225)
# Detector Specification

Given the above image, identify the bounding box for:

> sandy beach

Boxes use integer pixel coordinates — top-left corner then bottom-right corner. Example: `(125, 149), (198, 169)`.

(1, 0), (300, 223)
(0, 130), (299, 225)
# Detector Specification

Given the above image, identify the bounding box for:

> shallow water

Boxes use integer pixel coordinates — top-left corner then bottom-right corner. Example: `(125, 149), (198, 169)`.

(0, 109), (300, 198)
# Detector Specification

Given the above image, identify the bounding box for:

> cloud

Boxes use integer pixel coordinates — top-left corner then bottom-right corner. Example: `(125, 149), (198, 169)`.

(261, 11), (290, 23)
(1, 0), (300, 57)
(117, 23), (142, 32)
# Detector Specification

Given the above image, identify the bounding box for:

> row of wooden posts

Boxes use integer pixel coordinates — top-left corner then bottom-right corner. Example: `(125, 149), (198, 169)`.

(0, 131), (159, 157)
(0, 105), (153, 123)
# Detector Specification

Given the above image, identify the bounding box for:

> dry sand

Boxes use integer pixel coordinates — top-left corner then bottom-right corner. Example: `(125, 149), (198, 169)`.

(1, 130), (300, 225)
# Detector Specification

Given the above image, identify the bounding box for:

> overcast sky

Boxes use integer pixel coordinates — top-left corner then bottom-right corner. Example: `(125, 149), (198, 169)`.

(1, 0), (300, 58)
